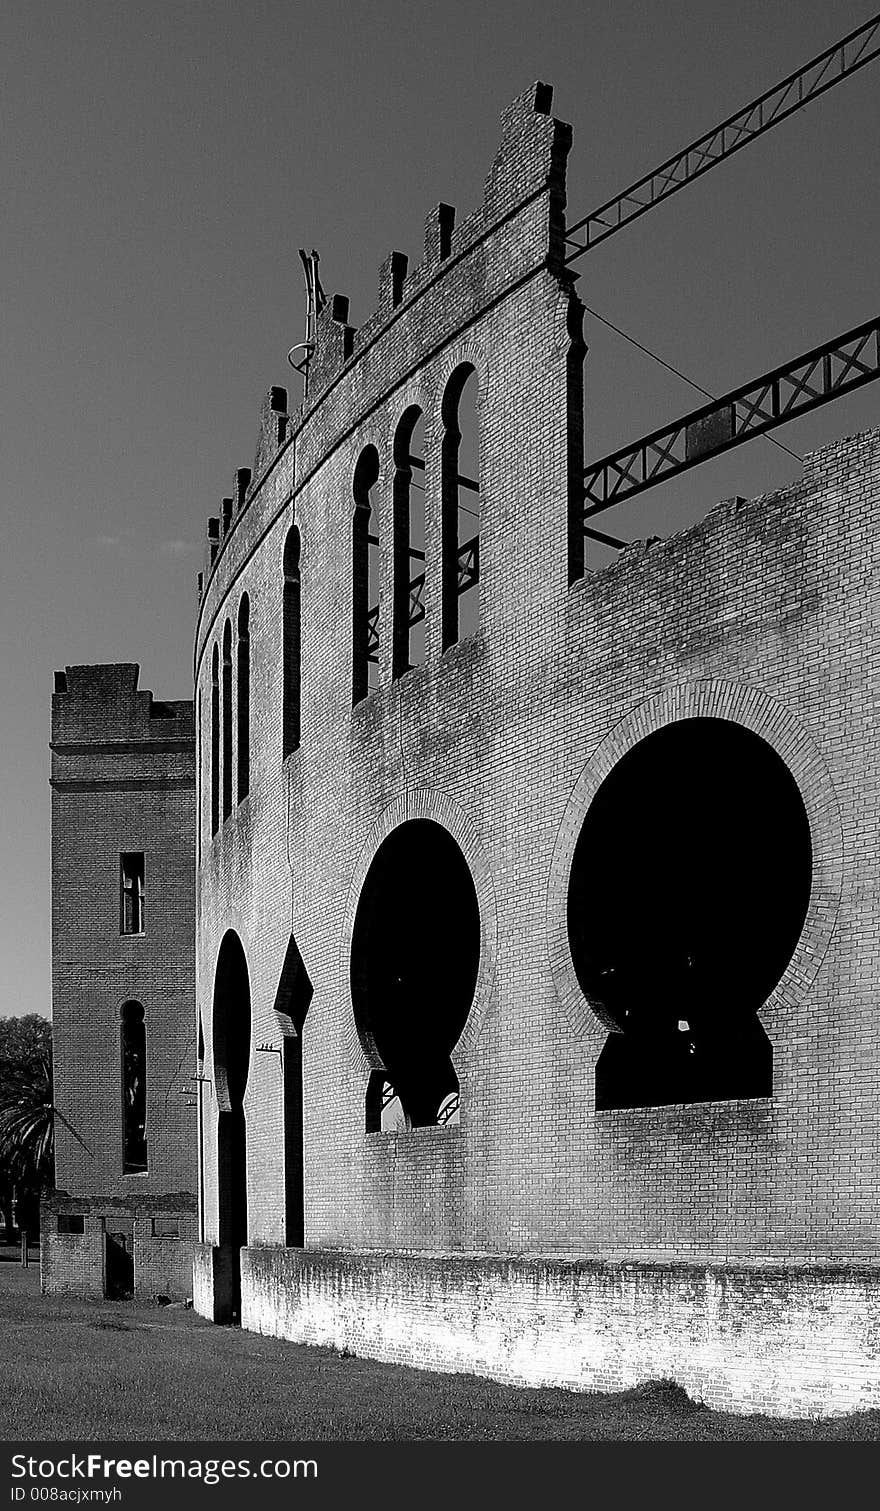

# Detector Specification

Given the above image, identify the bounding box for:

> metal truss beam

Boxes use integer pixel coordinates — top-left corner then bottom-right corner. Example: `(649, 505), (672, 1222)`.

(583, 316), (880, 520)
(564, 12), (880, 262)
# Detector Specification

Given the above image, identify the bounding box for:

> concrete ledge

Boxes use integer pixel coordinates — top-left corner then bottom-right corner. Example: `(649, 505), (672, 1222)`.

(240, 1247), (880, 1418)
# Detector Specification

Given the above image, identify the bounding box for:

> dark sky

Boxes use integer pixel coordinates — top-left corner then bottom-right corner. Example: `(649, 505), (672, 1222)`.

(2, 0), (879, 1019)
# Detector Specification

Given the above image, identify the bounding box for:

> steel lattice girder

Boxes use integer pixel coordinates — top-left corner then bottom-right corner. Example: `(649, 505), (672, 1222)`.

(564, 12), (880, 261)
(582, 316), (880, 520)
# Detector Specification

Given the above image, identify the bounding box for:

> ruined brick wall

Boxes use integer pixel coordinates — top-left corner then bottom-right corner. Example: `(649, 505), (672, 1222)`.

(46, 664), (197, 1297)
(41, 1191), (197, 1302)
(192, 83), (879, 1400)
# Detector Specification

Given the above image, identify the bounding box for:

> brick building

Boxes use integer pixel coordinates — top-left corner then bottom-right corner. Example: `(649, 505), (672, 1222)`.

(193, 86), (880, 1414)
(44, 664), (197, 1299)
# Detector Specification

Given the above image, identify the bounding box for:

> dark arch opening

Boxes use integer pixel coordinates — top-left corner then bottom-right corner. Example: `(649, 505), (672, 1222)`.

(392, 407), (426, 677)
(351, 820), (479, 1127)
(441, 363), (480, 648)
(283, 527), (301, 757)
(236, 594), (250, 802)
(197, 1013), (205, 1244)
(567, 718), (812, 1109)
(221, 619), (233, 821)
(120, 1001), (147, 1173)
(352, 445), (381, 704)
(212, 931), (251, 1322)
(210, 645), (219, 836)
(272, 934), (314, 1247)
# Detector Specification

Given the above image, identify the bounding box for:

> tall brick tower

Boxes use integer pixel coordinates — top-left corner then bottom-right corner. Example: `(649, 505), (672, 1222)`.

(44, 664), (197, 1299)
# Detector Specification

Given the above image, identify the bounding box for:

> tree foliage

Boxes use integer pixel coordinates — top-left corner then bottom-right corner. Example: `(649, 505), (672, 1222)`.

(0, 1016), (54, 1229)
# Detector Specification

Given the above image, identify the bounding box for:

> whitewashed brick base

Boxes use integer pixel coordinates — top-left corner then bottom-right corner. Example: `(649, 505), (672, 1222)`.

(240, 1248), (880, 1419)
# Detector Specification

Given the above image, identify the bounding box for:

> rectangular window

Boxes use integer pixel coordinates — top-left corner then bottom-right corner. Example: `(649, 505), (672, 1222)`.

(151, 1216), (180, 1238)
(57, 1214), (85, 1235)
(120, 853), (145, 935)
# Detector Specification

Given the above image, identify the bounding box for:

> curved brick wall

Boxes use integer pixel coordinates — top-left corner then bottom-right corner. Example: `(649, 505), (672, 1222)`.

(191, 85), (880, 1411)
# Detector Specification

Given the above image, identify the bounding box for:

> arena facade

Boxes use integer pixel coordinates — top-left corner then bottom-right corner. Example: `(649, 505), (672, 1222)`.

(193, 85), (880, 1414)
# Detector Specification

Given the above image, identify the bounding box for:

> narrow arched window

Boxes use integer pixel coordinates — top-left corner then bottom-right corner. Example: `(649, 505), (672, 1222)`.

(236, 594), (250, 802)
(283, 527), (301, 757)
(197, 1013), (205, 1242)
(222, 620), (233, 820)
(196, 690), (202, 867)
(442, 364), (480, 648)
(121, 1001), (147, 1173)
(392, 407), (426, 678)
(352, 446), (381, 704)
(210, 646), (220, 837)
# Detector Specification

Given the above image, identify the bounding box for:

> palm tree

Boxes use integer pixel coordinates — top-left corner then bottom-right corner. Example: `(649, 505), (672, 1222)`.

(0, 1016), (54, 1241)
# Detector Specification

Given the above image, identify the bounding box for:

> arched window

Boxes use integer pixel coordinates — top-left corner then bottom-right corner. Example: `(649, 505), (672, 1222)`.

(121, 1001), (147, 1173)
(197, 1013), (205, 1244)
(212, 931), (251, 1323)
(236, 594), (250, 802)
(352, 446), (381, 704)
(196, 691), (202, 867)
(392, 407), (426, 678)
(283, 527), (301, 757)
(441, 364), (480, 648)
(222, 620), (233, 821)
(210, 645), (219, 837)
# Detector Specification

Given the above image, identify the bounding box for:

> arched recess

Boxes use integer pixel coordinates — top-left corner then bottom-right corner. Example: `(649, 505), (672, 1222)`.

(392, 406), (426, 677)
(210, 645), (220, 836)
(197, 1013), (205, 1244)
(352, 445), (381, 704)
(272, 936), (314, 1246)
(547, 680), (844, 1110)
(211, 930), (252, 1323)
(221, 619), (233, 820)
(120, 1001), (147, 1174)
(441, 363), (481, 647)
(282, 527), (301, 757)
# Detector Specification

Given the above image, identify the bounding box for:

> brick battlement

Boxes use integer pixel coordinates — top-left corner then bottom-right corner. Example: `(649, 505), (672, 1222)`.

(198, 82), (572, 610)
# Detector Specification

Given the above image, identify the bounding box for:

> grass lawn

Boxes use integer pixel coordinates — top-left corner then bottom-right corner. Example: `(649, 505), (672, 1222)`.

(1, 1260), (878, 1441)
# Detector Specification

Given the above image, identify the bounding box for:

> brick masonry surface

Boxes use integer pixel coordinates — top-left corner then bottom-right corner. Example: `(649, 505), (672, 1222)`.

(41, 1192), (197, 1301)
(44, 664), (197, 1298)
(191, 85), (880, 1409)
(240, 1249), (880, 1418)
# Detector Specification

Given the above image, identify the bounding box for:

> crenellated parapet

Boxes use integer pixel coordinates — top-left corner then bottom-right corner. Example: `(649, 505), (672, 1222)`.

(197, 81), (574, 612)
(252, 387), (290, 482)
(307, 294), (356, 397)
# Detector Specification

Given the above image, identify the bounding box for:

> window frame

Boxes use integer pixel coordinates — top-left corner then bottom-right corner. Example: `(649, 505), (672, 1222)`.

(119, 852), (145, 937)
